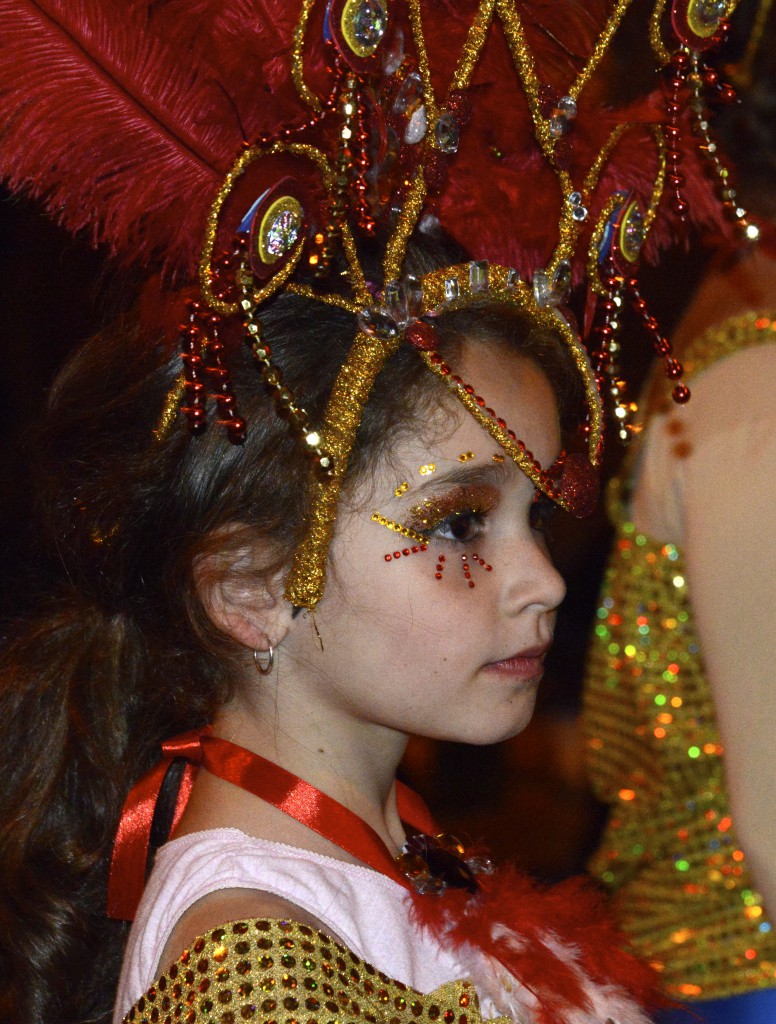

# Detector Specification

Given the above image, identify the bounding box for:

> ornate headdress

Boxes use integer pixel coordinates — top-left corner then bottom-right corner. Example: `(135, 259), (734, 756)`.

(1, 0), (745, 609)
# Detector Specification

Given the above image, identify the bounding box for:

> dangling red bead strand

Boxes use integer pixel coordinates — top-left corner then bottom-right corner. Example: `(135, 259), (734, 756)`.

(179, 300), (208, 435)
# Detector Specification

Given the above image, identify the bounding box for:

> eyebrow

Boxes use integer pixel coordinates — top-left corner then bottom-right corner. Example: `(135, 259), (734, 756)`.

(396, 458), (512, 504)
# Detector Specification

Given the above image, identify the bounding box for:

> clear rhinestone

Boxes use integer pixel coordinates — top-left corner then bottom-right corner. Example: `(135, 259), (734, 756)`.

(350, 0), (388, 50)
(404, 104), (427, 144)
(382, 24), (404, 74)
(505, 268), (520, 289)
(468, 259), (489, 292)
(443, 276), (460, 302)
(393, 72), (423, 115)
(620, 202), (645, 263)
(466, 856), (495, 875)
(434, 113), (460, 155)
(553, 259), (572, 299)
(549, 115), (571, 139)
(383, 279), (407, 324)
(572, 204), (588, 222)
(404, 275), (423, 319)
(557, 95), (577, 119)
(264, 204), (302, 258)
(569, 191), (583, 206)
(413, 876), (446, 896)
(690, 0), (727, 32)
(533, 269), (553, 307)
(357, 306), (401, 340)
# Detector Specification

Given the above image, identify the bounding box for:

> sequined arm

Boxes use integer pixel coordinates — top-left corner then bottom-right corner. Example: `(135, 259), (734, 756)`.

(122, 918), (508, 1024)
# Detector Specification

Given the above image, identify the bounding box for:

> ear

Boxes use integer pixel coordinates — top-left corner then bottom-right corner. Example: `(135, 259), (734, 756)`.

(193, 524), (294, 652)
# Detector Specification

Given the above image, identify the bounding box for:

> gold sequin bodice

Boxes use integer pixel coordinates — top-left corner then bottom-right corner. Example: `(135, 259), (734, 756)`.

(583, 313), (776, 1001)
(122, 919), (507, 1024)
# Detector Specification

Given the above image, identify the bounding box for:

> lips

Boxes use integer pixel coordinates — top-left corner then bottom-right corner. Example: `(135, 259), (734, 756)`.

(482, 644), (550, 680)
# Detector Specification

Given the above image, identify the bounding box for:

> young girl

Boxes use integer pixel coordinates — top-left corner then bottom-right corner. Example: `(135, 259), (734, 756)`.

(0, 1), (734, 1022)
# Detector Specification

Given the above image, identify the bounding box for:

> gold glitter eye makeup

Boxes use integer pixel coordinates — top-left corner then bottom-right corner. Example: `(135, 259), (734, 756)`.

(371, 512), (426, 544)
(405, 486), (497, 545)
(394, 481), (409, 497)
(419, 464), (436, 476)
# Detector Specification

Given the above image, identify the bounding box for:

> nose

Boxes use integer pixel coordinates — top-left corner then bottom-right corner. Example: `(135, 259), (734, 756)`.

(500, 534), (566, 614)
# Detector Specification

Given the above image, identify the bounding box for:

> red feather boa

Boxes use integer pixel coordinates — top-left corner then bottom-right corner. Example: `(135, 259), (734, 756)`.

(410, 863), (666, 1023)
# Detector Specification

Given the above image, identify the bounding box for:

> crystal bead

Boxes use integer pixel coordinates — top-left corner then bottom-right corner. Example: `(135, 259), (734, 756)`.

(304, 430), (321, 448)
(572, 204), (588, 222)
(263, 202), (302, 259)
(688, 0), (727, 34)
(532, 269), (553, 306)
(404, 104), (427, 144)
(393, 72), (423, 115)
(619, 201), (645, 263)
(382, 25), (404, 75)
(413, 876), (446, 896)
(350, 0), (388, 51)
(549, 115), (571, 139)
(468, 260), (489, 292)
(553, 259), (572, 299)
(434, 113), (460, 155)
(357, 306), (401, 340)
(505, 268), (520, 289)
(404, 274), (423, 319)
(557, 95), (577, 118)
(466, 856), (495, 876)
(383, 279), (408, 325)
(443, 276), (460, 302)
(569, 191), (583, 206)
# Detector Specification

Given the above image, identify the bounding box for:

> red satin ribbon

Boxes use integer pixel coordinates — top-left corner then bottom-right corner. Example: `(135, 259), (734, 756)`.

(107, 727), (437, 921)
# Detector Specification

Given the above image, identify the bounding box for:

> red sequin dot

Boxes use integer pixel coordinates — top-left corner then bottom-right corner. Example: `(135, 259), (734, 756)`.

(384, 554), (392, 562)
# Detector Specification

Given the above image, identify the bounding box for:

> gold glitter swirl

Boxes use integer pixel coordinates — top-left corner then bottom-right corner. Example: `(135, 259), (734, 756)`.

(649, 0), (672, 63)
(587, 194), (623, 295)
(154, 374), (186, 441)
(292, 0), (322, 111)
(384, 171), (427, 282)
(451, 0), (497, 92)
(249, 238), (306, 305)
(286, 284), (362, 313)
(200, 142), (335, 316)
(407, 0), (439, 129)
(644, 125), (666, 232)
(286, 328), (403, 609)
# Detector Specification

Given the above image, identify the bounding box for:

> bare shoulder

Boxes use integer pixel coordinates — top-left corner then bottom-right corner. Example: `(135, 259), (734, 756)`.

(158, 888), (344, 974)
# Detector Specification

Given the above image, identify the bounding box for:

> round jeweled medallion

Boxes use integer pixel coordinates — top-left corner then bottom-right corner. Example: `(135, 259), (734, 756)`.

(341, 0), (388, 58)
(618, 200), (645, 263)
(258, 196), (304, 265)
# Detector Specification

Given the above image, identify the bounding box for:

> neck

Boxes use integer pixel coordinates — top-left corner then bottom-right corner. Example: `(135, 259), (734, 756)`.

(175, 690), (409, 858)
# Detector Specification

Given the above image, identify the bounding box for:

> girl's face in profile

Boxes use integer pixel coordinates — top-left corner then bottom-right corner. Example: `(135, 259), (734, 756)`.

(281, 342), (566, 753)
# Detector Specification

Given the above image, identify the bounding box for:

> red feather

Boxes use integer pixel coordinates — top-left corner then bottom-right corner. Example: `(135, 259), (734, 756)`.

(409, 865), (665, 1024)
(0, 0), (246, 279)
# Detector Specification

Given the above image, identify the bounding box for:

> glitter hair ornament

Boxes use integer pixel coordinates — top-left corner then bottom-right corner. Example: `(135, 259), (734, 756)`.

(0, 0), (740, 610)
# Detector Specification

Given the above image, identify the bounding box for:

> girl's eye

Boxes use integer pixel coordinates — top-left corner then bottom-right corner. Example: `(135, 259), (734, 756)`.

(430, 510), (485, 543)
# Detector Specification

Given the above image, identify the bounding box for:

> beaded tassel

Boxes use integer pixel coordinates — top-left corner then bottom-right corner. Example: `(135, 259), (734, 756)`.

(179, 300), (208, 435)
(627, 276), (690, 404)
(204, 314), (247, 444)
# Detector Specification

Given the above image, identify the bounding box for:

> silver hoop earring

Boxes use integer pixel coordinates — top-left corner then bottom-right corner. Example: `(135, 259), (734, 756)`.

(253, 644), (274, 675)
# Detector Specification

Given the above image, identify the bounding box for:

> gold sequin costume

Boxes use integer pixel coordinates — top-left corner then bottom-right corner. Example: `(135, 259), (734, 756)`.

(122, 918), (506, 1024)
(583, 313), (776, 1001)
